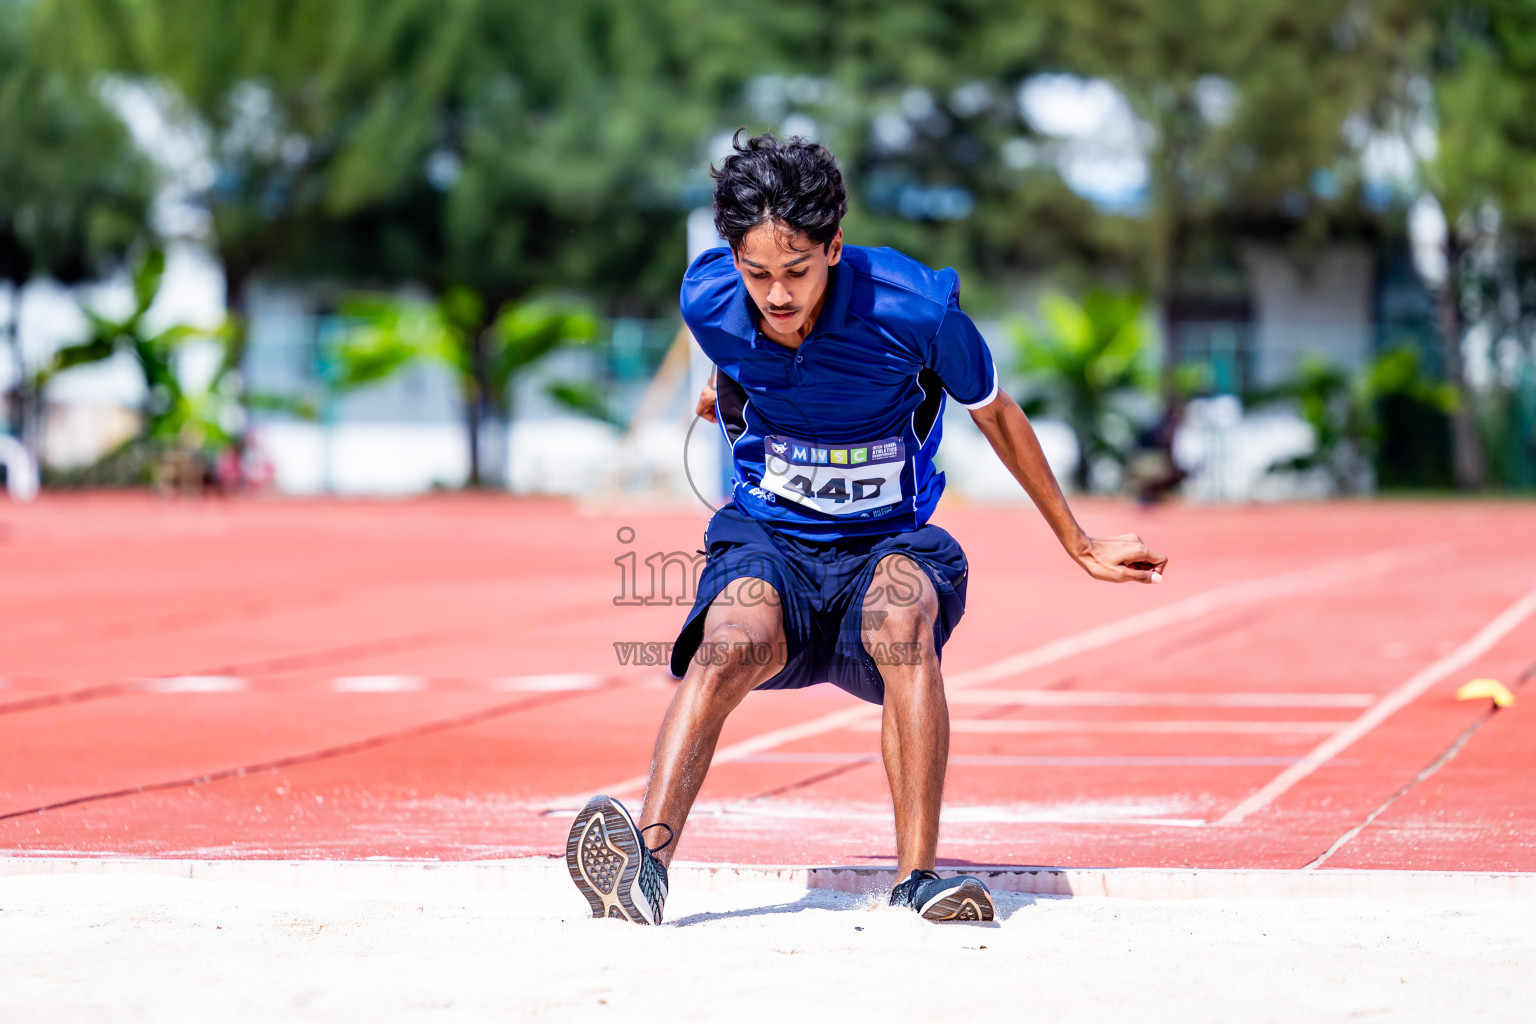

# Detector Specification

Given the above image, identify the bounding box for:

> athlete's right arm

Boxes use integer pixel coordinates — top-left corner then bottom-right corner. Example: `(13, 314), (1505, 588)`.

(969, 390), (1167, 584)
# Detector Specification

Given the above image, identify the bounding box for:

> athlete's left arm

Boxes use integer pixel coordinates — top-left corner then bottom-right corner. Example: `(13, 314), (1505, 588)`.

(968, 392), (1168, 584)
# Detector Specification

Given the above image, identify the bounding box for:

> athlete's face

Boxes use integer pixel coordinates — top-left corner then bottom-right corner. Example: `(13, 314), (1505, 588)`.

(732, 221), (843, 344)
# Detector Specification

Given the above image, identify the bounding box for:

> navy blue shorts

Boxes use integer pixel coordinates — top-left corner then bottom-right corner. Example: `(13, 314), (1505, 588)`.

(669, 506), (969, 705)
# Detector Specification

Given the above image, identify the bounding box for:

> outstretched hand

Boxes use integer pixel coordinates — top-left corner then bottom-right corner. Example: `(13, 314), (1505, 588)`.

(1074, 533), (1168, 584)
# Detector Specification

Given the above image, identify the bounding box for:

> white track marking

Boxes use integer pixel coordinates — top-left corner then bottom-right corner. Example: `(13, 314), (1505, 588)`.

(494, 673), (670, 691)
(852, 719), (1352, 735)
(574, 546), (1420, 803)
(138, 676), (248, 693)
(684, 801), (1206, 827)
(331, 675), (427, 693)
(738, 752), (1350, 767)
(945, 691), (1376, 708)
(493, 674), (605, 691)
(942, 546), (1420, 690)
(570, 703), (877, 803)
(1218, 585), (1536, 825)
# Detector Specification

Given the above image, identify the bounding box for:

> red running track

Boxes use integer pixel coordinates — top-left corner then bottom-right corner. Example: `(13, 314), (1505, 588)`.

(2, 494), (1534, 871)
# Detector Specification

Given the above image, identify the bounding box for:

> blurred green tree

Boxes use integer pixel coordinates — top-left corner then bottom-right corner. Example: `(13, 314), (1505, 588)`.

(1009, 290), (1154, 490)
(1370, 346), (1458, 489)
(47, 0), (761, 481)
(39, 248), (238, 482)
(0, 1), (155, 449)
(339, 291), (598, 486)
(715, 0), (1139, 305)
(1416, 0), (1536, 489)
(1249, 347), (1457, 493)
(40, 0), (1535, 500)
(1045, 0), (1422, 311)
(1254, 355), (1373, 494)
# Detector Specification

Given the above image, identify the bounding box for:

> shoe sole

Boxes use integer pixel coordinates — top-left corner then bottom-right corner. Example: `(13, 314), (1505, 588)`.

(921, 878), (996, 922)
(566, 795), (652, 924)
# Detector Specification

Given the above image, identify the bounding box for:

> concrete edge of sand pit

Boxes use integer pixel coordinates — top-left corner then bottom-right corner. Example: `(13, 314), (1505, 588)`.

(0, 857), (1531, 905)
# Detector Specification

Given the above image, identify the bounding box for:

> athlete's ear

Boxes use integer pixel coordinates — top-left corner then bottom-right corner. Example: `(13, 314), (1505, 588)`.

(825, 230), (843, 266)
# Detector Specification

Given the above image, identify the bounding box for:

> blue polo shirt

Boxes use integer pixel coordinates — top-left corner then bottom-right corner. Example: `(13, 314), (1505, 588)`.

(680, 243), (998, 540)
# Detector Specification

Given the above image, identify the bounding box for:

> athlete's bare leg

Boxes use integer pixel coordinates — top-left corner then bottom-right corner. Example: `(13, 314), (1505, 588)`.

(863, 554), (948, 880)
(639, 576), (787, 865)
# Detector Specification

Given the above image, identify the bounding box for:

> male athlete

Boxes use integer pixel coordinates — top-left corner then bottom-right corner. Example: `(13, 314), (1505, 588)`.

(567, 133), (1167, 924)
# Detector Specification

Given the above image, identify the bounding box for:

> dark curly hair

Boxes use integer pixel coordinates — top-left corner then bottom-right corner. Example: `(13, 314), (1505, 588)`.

(710, 131), (848, 252)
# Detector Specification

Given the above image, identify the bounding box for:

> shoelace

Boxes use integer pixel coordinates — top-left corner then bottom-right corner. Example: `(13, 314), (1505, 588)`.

(640, 822), (675, 853)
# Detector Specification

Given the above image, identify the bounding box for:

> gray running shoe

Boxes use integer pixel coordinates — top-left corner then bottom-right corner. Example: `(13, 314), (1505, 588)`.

(889, 868), (995, 922)
(566, 795), (671, 925)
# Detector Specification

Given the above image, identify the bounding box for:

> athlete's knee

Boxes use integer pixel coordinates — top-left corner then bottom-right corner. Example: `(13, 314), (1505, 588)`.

(863, 602), (935, 668)
(876, 599), (934, 637)
(690, 620), (783, 693)
(696, 578), (784, 672)
(859, 559), (935, 670)
(865, 557), (936, 633)
(698, 620), (779, 667)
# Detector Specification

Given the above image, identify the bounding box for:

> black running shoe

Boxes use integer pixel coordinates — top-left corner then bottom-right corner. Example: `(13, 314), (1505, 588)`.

(566, 795), (672, 925)
(889, 869), (995, 922)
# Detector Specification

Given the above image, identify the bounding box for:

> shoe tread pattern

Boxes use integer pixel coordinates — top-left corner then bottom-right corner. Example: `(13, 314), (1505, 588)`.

(922, 879), (996, 922)
(565, 796), (649, 924)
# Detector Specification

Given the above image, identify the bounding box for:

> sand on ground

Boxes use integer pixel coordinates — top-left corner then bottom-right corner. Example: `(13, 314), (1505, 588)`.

(1, 871), (1532, 1022)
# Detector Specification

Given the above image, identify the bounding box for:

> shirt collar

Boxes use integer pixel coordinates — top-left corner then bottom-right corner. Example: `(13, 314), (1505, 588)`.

(726, 258), (853, 348)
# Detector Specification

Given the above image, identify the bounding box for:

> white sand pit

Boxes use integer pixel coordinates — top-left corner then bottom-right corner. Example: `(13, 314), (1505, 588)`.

(1, 864), (1533, 1022)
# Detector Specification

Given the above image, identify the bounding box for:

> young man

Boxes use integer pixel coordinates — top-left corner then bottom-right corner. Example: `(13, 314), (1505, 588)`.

(567, 133), (1167, 925)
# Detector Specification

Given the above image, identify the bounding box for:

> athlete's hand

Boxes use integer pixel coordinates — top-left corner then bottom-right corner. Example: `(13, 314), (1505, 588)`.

(695, 380), (718, 423)
(1074, 534), (1167, 584)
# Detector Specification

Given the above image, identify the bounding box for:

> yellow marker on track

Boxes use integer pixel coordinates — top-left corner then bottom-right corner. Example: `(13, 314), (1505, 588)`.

(1455, 678), (1517, 708)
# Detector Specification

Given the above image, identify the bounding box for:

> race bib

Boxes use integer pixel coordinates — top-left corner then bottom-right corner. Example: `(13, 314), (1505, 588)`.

(761, 434), (906, 516)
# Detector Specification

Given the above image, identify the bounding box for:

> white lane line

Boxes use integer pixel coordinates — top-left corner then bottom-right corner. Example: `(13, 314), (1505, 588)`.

(491, 673), (674, 692)
(1217, 585), (1536, 825)
(571, 703), (877, 803)
(576, 546), (1419, 802)
(852, 719), (1351, 735)
(493, 674), (605, 692)
(670, 801), (1209, 827)
(946, 691), (1377, 708)
(943, 546), (1421, 690)
(739, 752), (1355, 767)
(331, 675), (427, 693)
(138, 676), (248, 693)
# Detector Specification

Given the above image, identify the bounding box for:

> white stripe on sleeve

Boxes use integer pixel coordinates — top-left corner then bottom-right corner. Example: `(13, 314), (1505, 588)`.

(959, 369), (1000, 410)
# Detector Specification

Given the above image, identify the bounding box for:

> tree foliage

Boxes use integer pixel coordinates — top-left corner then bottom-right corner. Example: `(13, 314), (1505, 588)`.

(16, 0), (1536, 493)
(0, 2), (154, 288)
(1043, 0), (1426, 296)
(1, 0), (156, 446)
(1249, 347), (1459, 493)
(339, 290), (598, 484)
(43, 0), (766, 311)
(1428, 0), (1536, 229)
(1010, 290), (1154, 490)
(43, 248), (237, 447)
